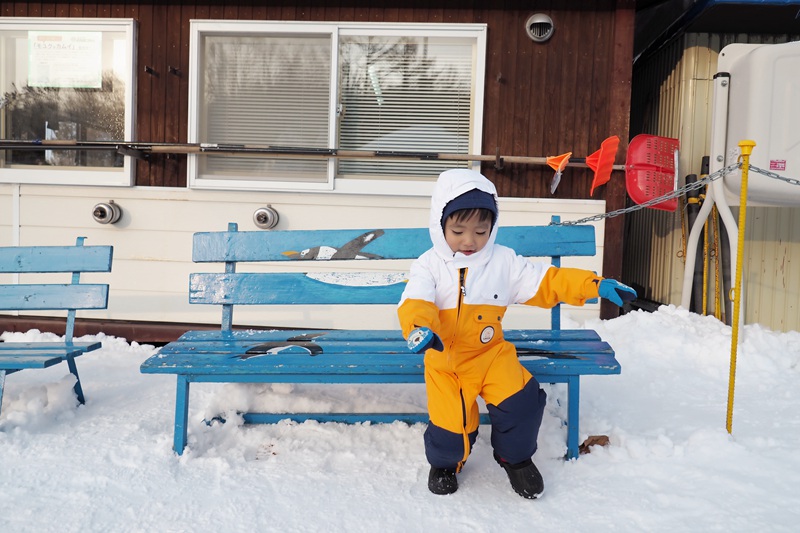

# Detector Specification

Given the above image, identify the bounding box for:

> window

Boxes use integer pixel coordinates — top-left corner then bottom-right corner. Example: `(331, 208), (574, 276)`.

(0, 18), (136, 186)
(189, 21), (486, 194)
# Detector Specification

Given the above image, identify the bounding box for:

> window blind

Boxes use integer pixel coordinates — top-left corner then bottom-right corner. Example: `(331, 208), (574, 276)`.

(338, 36), (473, 178)
(200, 34), (332, 182)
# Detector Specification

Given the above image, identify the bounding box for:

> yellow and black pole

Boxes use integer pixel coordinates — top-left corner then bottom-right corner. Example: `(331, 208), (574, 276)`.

(726, 139), (755, 434)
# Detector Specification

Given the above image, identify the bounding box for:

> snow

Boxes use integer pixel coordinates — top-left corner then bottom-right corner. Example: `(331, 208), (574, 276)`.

(2, 304), (799, 532)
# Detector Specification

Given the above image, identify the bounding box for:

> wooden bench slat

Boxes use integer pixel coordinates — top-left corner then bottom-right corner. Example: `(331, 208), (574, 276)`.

(0, 353), (85, 370)
(142, 360), (620, 378)
(190, 273), (598, 307)
(0, 245), (113, 273)
(190, 273), (405, 305)
(141, 347), (618, 376)
(0, 284), (109, 311)
(192, 226), (596, 263)
(150, 338), (612, 357)
(0, 341), (102, 351)
(175, 328), (603, 343)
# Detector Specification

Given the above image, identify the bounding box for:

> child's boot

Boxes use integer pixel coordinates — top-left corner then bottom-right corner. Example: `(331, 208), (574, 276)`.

(428, 466), (458, 495)
(494, 453), (544, 499)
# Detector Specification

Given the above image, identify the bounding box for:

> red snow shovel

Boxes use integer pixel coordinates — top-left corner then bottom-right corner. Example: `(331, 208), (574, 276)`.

(625, 134), (680, 212)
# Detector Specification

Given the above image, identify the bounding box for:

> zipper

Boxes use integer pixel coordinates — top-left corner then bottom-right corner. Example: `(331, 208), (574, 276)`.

(455, 270), (470, 471)
(447, 268), (467, 363)
(457, 268), (466, 314)
(457, 384), (469, 472)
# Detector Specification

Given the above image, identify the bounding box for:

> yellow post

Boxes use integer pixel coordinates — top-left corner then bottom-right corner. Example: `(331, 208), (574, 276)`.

(726, 139), (755, 434)
(702, 201), (710, 315)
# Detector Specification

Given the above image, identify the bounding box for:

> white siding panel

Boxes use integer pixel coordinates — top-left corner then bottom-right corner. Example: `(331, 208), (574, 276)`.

(2, 184), (606, 331)
(0, 185), (15, 247)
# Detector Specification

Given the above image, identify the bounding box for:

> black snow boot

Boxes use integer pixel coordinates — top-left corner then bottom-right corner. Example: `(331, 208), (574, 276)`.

(494, 453), (544, 499)
(428, 466), (458, 495)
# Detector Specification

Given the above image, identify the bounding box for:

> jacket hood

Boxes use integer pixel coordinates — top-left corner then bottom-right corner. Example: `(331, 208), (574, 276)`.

(429, 168), (499, 269)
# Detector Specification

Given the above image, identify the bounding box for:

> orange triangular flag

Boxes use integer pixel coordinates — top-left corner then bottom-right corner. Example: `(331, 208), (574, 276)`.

(586, 136), (620, 195)
(547, 152), (572, 173)
(547, 152), (572, 194)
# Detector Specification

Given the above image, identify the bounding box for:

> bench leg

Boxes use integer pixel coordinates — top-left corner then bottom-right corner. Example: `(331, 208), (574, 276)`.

(174, 376), (190, 455)
(65, 354), (85, 405)
(565, 376), (580, 460)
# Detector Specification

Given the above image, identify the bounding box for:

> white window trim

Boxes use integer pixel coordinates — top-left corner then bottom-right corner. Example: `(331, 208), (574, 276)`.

(0, 18), (137, 187)
(187, 20), (486, 196)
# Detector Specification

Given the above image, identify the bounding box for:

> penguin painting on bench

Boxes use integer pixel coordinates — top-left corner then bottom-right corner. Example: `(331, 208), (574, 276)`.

(282, 230), (385, 260)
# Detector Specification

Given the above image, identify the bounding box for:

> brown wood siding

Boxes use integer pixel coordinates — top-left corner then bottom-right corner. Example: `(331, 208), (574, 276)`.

(2, 1), (633, 198)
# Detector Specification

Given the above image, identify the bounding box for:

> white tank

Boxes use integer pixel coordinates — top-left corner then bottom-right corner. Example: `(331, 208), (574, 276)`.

(715, 41), (800, 206)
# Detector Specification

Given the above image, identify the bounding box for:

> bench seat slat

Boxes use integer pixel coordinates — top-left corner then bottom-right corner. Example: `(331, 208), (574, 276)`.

(1, 354), (80, 370)
(150, 339), (611, 357)
(175, 328), (602, 343)
(0, 284), (109, 311)
(0, 342), (101, 370)
(142, 359), (620, 378)
(192, 226), (596, 263)
(140, 348), (619, 376)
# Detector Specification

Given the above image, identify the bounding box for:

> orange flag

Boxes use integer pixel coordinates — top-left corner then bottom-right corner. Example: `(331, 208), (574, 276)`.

(586, 136), (620, 196)
(547, 152), (572, 194)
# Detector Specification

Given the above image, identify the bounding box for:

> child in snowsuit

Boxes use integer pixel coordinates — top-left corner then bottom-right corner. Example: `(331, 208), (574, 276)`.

(398, 168), (635, 499)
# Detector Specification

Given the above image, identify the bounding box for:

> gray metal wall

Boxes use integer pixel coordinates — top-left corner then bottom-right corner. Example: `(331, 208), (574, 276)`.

(627, 32), (800, 332)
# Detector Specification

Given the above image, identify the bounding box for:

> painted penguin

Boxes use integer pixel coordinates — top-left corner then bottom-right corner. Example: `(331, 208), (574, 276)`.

(282, 230), (385, 260)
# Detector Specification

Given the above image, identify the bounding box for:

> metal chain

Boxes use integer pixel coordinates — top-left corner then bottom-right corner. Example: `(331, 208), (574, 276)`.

(555, 162), (800, 226)
(749, 165), (800, 187)
(554, 163), (742, 226)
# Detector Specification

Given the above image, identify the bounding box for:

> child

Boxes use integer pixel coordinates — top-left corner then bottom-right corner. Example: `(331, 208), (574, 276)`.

(397, 168), (635, 499)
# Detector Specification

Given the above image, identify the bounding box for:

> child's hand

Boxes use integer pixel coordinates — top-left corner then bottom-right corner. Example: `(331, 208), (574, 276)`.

(407, 327), (444, 353)
(598, 279), (637, 306)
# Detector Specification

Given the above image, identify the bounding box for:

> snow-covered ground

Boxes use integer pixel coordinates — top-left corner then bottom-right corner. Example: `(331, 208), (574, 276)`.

(2, 305), (799, 532)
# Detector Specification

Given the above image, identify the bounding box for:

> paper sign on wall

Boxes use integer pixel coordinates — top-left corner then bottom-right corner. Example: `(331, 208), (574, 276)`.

(28, 31), (103, 88)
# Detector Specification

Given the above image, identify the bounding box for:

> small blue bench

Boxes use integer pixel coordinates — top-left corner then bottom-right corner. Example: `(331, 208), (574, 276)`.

(0, 238), (113, 416)
(140, 218), (620, 458)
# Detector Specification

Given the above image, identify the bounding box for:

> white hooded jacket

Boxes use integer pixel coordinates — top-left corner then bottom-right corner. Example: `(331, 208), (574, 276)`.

(398, 169), (601, 355)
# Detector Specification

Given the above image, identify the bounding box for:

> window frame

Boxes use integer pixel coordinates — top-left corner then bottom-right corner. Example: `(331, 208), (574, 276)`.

(0, 17), (137, 187)
(187, 20), (486, 196)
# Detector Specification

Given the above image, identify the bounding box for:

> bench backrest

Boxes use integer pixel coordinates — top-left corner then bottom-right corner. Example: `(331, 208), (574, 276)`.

(190, 217), (596, 331)
(0, 237), (114, 340)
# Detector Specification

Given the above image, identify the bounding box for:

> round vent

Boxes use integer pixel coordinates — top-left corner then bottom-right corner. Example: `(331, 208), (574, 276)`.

(525, 13), (554, 43)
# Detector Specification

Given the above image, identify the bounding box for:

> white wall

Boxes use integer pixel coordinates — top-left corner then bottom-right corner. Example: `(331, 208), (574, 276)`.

(0, 183), (606, 331)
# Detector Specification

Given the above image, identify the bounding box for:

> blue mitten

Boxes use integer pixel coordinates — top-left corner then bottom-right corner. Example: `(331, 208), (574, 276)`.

(407, 327), (444, 353)
(598, 279), (637, 306)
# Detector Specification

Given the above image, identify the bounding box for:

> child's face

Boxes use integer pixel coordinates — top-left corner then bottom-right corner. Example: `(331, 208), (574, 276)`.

(444, 211), (491, 255)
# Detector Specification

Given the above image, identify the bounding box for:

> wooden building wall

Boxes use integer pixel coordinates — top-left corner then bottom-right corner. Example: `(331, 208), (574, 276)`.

(1, 0), (635, 319)
(1, 1), (633, 197)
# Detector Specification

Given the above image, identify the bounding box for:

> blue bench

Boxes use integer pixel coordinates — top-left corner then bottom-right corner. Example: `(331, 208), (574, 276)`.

(140, 218), (620, 458)
(0, 238), (113, 416)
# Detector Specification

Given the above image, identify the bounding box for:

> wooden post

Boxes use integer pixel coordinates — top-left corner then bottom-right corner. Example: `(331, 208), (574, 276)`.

(601, 0), (636, 319)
